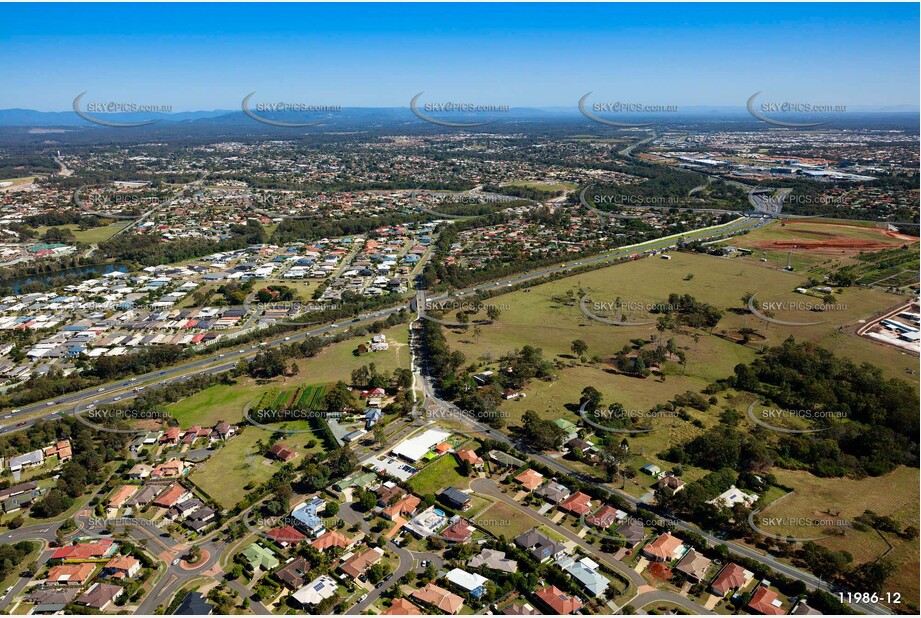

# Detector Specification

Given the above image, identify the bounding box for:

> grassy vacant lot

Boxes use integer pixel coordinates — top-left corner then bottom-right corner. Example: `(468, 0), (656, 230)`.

(167, 324), (410, 428)
(189, 425), (325, 508)
(758, 466), (920, 609)
(472, 500), (539, 539)
(408, 453), (468, 496)
(35, 223), (127, 244)
(502, 180), (578, 193)
(442, 250), (915, 427)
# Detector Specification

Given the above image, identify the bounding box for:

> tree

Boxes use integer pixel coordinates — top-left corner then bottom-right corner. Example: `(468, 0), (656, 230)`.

(486, 305), (501, 321)
(570, 339), (588, 357)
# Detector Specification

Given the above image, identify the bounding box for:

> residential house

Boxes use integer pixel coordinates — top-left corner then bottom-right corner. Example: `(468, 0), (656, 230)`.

(152, 484), (191, 509)
(107, 485), (138, 509)
(310, 530), (355, 552)
(269, 525), (307, 547)
(441, 517), (475, 543)
(747, 586), (786, 615)
(445, 568), (489, 598)
(292, 575), (338, 608)
(273, 556), (310, 590)
(586, 505), (626, 529)
(241, 543), (280, 571)
(513, 469), (544, 491)
(557, 556), (609, 596)
(710, 563), (753, 597)
(515, 529), (567, 563)
(534, 585), (582, 615)
(290, 497), (327, 538)
(468, 548), (518, 574)
(558, 491), (592, 516)
(642, 532), (686, 563)
(439, 487), (471, 511)
(535, 481), (571, 504)
(46, 563), (96, 586)
(51, 539), (118, 562)
(184, 506), (216, 532)
(455, 449), (484, 469)
(657, 474), (686, 495)
(675, 549), (711, 581)
(382, 494), (421, 521)
(76, 583), (123, 611)
(340, 547), (384, 580)
(104, 556), (141, 579)
(383, 598), (423, 615)
(267, 443), (297, 462)
(412, 583), (464, 615)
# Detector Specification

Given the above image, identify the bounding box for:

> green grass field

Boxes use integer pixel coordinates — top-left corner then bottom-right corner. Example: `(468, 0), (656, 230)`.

(167, 324), (410, 428)
(502, 180), (578, 193)
(442, 251), (916, 427)
(34, 223), (127, 244)
(471, 500), (539, 539)
(408, 453), (468, 496)
(758, 466), (920, 608)
(188, 425), (325, 508)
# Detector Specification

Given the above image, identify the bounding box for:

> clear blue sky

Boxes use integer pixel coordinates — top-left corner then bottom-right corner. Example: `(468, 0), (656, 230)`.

(2, 2), (917, 111)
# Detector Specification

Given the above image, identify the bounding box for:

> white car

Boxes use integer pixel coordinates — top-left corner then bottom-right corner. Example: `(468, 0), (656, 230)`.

(113, 397), (122, 401)
(358, 594), (368, 603)
(46, 401), (56, 406)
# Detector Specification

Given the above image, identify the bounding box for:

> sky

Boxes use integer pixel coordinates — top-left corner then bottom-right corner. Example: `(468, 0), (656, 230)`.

(1, 2), (918, 111)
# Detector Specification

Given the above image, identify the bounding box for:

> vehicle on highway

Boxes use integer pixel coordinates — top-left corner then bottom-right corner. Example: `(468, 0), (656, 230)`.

(114, 397), (122, 401)
(332, 323), (339, 327)
(46, 401), (56, 406)
(284, 337), (291, 341)
(16, 421), (26, 427)
(2, 415), (10, 420)
(11, 409), (20, 414)
(97, 387), (105, 392)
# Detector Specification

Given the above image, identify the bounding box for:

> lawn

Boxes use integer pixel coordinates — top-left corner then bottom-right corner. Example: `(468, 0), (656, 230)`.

(408, 453), (468, 496)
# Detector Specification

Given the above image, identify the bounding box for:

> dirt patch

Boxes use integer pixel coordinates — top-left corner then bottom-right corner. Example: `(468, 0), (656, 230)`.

(750, 238), (895, 255)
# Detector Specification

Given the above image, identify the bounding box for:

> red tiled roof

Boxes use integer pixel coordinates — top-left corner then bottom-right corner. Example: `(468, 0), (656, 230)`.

(748, 587), (785, 615)
(535, 585), (582, 614)
(558, 491), (592, 515)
